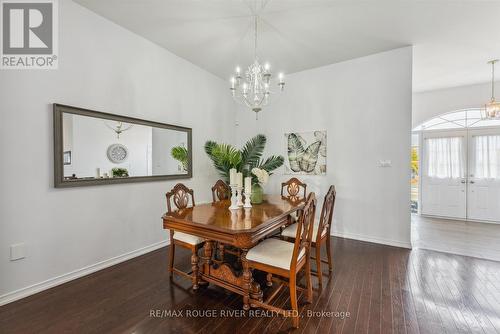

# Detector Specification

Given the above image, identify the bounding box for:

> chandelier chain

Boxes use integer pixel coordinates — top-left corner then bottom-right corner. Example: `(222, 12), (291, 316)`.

(492, 60), (496, 101)
(254, 15), (258, 59)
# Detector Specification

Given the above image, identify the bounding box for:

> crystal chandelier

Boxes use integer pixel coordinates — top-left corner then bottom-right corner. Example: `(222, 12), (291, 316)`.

(230, 14), (285, 118)
(481, 59), (500, 120)
(104, 121), (133, 139)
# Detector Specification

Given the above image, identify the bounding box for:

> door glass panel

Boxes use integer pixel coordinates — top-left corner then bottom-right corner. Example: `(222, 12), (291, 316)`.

(474, 135), (500, 179)
(425, 137), (464, 178)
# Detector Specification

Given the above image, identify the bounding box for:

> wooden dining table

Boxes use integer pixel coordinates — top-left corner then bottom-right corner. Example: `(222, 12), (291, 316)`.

(162, 194), (305, 310)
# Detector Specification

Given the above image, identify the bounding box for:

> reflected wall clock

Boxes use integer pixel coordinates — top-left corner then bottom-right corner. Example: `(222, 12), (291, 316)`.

(107, 143), (128, 163)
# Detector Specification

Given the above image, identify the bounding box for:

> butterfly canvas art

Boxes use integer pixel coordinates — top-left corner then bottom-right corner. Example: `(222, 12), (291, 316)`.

(284, 131), (327, 175)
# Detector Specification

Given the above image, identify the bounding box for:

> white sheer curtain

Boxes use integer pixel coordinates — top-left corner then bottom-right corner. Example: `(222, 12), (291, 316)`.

(474, 135), (500, 179)
(426, 137), (464, 178)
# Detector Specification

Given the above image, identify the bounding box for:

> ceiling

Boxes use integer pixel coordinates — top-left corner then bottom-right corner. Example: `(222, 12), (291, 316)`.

(74, 0), (500, 92)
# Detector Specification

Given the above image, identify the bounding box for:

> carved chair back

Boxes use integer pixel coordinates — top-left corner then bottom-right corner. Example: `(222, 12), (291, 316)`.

(281, 177), (307, 198)
(166, 183), (195, 214)
(291, 192), (316, 271)
(316, 185), (336, 244)
(211, 179), (230, 203)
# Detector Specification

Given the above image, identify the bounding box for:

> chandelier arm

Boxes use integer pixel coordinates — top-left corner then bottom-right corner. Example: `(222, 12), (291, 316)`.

(257, 95), (267, 108)
(243, 96), (254, 109)
(493, 60), (496, 101)
(122, 124), (134, 132)
(104, 122), (115, 132)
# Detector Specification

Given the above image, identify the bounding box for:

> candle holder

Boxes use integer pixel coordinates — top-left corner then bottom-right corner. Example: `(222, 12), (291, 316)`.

(229, 184), (239, 210)
(244, 191), (252, 208)
(236, 186), (244, 207)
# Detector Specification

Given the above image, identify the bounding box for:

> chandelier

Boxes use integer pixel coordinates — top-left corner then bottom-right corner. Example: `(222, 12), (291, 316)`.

(481, 59), (500, 120)
(230, 14), (285, 118)
(104, 121), (133, 139)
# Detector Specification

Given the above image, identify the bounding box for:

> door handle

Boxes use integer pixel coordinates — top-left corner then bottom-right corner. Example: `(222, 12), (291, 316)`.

(461, 180), (466, 184)
(470, 180), (475, 184)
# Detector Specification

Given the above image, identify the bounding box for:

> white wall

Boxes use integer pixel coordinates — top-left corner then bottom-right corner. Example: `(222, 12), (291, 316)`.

(413, 81), (496, 128)
(235, 47), (413, 248)
(0, 0), (234, 304)
(152, 128), (187, 175)
(63, 114), (153, 177)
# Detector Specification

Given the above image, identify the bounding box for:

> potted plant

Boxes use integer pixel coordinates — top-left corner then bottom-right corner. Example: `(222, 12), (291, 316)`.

(204, 134), (283, 203)
(250, 167), (269, 204)
(171, 146), (189, 172)
(111, 167), (129, 177)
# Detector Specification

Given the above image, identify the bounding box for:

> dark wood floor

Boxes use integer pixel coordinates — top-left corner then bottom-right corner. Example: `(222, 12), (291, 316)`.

(1, 237), (500, 334)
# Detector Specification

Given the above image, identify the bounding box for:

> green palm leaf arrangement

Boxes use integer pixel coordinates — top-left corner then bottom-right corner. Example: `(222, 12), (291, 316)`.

(171, 146), (189, 172)
(205, 134), (284, 183)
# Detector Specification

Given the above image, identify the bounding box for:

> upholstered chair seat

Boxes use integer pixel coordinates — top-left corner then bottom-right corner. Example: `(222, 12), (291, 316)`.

(246, 239), (306, 270)
(173, 231), (204, 245)
(281, 221), (326, 240)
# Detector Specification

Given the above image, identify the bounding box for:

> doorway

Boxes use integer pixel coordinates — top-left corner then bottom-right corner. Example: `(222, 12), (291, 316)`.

(415, 109), (500, 223)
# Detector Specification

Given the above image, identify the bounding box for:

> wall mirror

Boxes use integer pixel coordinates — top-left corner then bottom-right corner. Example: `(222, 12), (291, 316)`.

(53, 104), (192, 188)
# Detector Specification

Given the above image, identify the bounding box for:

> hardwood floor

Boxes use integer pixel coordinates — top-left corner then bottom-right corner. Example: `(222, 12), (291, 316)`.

(1, 237), (500, 334)
(412, 214), (500, 261)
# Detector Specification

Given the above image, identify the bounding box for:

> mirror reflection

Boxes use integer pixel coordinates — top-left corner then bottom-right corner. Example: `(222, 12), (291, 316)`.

(60, 111), (189, 181)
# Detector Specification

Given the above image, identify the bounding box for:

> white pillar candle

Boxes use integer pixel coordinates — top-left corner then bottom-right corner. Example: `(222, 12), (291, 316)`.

(96, 168), (101, 178)
(229, 168), (237, 185)
(236, 172), (243, 188)
(244, 177), (252, 194)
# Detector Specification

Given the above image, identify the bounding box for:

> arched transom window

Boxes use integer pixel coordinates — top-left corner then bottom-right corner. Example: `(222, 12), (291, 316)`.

(413, 109), (500, 132)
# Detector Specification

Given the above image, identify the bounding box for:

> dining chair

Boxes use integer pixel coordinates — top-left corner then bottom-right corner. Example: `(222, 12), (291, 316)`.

(166, 183), (204, 290)
(281, 177), (307, 198)
(281, 185), (336, 288)
(210, 180), (237, 261)
(281, 178), (307, 224)
(246, 192), (317, 328)
(211, 179), (230, 202)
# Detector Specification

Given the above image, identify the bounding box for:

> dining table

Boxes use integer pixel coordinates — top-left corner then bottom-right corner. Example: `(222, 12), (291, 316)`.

(162, 194), (305, 310)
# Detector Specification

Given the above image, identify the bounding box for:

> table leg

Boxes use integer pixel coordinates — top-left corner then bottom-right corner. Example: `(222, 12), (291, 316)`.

(191, 247), (199, 290)
(241, 249), (263, 310)
(241, 249), (251, 310)
(199, 240), (213, 287)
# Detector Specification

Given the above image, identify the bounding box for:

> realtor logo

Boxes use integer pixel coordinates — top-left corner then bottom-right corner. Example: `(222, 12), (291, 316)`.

(1, 0), (58, 69)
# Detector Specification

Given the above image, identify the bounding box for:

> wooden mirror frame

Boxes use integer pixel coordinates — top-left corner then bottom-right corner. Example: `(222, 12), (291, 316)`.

(53, 103), (192, 188)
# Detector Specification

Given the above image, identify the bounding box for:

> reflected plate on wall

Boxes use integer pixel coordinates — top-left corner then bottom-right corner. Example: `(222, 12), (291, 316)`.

(107, 143), (128, 163)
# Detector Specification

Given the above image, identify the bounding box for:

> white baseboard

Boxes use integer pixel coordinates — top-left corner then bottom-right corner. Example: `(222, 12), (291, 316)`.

(0, 239), (169, 306)
(331, 230), (412, 249)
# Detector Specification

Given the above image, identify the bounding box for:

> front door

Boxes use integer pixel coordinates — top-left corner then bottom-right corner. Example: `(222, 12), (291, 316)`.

(421, 131), (467, 219)
(467, 129), (500, 222)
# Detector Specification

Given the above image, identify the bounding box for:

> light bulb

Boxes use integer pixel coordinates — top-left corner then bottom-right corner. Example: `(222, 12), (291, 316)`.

(236, 66), (241, 74)
(264, 63), (270, 71)
(279, 72), (284, 82)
